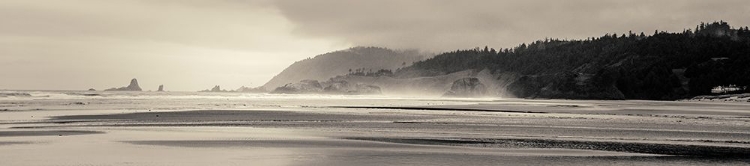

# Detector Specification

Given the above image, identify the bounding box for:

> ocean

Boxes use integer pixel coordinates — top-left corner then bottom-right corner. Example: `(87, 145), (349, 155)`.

(1, 90), (749, 165)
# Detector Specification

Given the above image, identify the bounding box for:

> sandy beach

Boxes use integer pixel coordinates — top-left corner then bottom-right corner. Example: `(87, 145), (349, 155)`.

(1, 91), (749, 165)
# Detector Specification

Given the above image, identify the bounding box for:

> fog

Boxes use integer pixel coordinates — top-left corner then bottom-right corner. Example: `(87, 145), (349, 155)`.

(1, 0), (748, 90)
(274, 0), (750, 51)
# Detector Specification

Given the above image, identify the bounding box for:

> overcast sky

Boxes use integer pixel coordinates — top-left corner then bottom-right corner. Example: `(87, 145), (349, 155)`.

(2, 0), (749, 91)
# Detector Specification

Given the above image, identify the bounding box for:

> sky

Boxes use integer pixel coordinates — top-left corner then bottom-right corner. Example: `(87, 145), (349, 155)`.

(1, 0), (749, 91)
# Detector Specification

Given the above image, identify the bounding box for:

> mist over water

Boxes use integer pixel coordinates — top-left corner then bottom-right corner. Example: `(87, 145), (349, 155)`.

(2, 1), (750, 165)
(1, 90), (749, 165)
(0, 90), (500, 101)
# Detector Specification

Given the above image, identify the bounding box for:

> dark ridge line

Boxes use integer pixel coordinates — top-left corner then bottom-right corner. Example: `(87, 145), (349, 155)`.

(330, 106), (548, 114)
(344, 137), (750, 158)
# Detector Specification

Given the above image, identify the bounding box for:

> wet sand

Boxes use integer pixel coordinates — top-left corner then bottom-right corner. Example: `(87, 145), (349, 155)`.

(0, 130), (104, 137)
(1, 95), (749, 165)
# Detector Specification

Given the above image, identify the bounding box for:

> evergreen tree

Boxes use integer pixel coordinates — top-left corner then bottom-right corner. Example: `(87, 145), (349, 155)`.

(403, 21), (750, 100)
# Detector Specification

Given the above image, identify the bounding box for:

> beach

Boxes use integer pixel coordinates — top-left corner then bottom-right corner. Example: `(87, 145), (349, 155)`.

(1, 91), (749, 165)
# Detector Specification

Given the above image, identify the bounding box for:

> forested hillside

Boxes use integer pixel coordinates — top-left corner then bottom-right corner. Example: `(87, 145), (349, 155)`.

(401, 22), (750, 100)
(263, 47), (426, 89)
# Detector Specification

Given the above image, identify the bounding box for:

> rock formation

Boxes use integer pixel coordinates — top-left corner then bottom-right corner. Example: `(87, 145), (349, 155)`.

(506, 73), (625, 100)
(88, 88), (96, 91)
(236, 86), (267, 93)
(211, 85), (221, 92)
(271, 80), (382, 95)
(200, 85), (225, 92)
(271, 80), (324, 94)
(104, 78), (143, 91)
(157, 85), (164, 92)
(127, 79), (141, 90)
(443, 78), (486, 97)
(323, 80), (381, 95)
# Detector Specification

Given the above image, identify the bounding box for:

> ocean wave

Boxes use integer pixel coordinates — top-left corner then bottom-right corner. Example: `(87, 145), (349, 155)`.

(0, 92), (32, 97)
(0, 90), (468, 101)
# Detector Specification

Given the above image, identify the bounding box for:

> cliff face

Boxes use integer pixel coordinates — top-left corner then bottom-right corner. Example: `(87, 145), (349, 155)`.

(105, 78), (142, 91)
(443, 78), (486, 97)
(263, 47), (427, 90)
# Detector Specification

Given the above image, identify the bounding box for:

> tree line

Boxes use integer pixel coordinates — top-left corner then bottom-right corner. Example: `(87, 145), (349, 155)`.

(401, 21), (750, 100)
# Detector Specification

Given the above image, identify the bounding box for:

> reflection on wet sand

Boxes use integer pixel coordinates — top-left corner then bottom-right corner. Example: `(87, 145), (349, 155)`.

(1, 96), (749, 165)
(0, 130), (104, 137)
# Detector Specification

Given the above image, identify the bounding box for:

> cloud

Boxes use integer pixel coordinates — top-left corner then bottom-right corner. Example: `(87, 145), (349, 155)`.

(273, 0), (750, 51)
(0, 0), (345, 90)
(1, 0), (748, 90)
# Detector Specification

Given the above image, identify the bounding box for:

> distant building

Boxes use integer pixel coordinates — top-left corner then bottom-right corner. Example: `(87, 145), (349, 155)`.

(711, 85), (744, 94)
(711, 57), (729, 61)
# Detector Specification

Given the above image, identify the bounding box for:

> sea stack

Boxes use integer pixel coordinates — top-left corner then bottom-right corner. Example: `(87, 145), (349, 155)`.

(126, 79), (141, 91)
(211, 85), (221, 92)
(200, 85), (224, 92)
(104, 78), (143, 91)
(157, 85), (164, 92)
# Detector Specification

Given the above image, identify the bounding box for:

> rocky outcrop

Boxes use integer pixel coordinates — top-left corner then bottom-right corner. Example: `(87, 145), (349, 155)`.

(323, 80), (382, 95)
(198, 85), (267, 93)
(271, 80), (323, 94)
(88, 88), (96, 91)
(506, 73), (625, 100)
(325, 69), (512, 97)
(236, 86), (267, 93)
(272, 80), (382, 95)
(211, 85), (222, 92)
(200, 85), (226, 92)
(157, 85), (164, 92)
(105, 78), (142, 91)
(443, 78), (486, 97)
